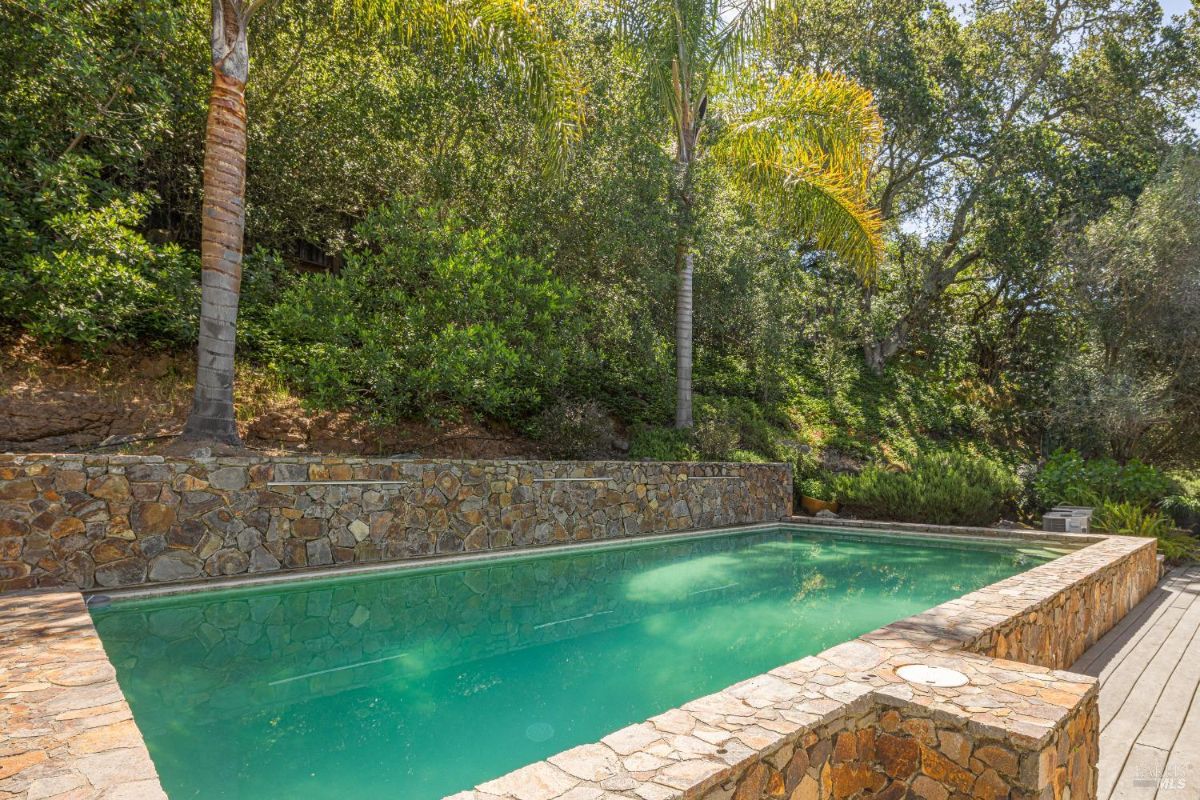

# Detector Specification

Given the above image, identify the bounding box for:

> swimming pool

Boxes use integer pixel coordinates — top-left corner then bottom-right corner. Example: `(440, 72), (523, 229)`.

(90, 525), (1070, 799)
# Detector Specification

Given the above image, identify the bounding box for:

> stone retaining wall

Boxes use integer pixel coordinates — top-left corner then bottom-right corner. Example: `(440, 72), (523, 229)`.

(706, 683), (1098, 800)
(0, 455), (791, 592)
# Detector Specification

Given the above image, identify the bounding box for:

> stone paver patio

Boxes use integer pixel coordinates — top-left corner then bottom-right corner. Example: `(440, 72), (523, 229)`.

(0, 590), (164, 800)
(1071, 565), (1200, 800)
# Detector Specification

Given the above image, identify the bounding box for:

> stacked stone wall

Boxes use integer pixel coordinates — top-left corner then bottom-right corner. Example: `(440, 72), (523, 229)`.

(0, 455), (792, 591)
(707, 692), (1099, 800)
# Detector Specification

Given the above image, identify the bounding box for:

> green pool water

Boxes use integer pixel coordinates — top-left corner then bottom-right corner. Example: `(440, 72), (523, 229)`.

(91, 526), (1067, 800)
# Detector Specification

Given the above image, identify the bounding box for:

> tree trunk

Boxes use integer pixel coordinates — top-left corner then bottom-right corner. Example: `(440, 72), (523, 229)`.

(675, 244), (694, 429)
(183, 1), (250, 444)
(862, 335), (901, 376)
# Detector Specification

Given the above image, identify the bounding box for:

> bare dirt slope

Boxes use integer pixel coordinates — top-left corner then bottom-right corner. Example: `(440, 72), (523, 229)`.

(0, 339), (538, 458)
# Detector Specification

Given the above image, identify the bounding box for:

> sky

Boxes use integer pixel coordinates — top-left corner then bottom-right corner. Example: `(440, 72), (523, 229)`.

(1160, 0), (1194, 18)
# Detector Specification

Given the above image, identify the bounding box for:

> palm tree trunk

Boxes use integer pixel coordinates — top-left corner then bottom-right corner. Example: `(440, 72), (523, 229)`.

(674, 244), (695, 429)
(183, 1), (249, 444)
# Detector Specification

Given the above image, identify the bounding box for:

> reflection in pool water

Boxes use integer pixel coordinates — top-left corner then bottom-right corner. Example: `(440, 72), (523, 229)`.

(91, 527), (1066, 800)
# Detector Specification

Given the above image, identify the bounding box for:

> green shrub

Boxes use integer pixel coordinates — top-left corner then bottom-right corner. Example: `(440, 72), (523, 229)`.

(628, 426), (697, 461)
(1161, 494), (1200, 531)
(1162, 472), (1200, 531)
(1032, 450), (1177, 509)
(1, 194), (198, 350)
(835, 451), (1020, 526)
(796, 472), (837, 500)
(692, 415), (740, 460)
(1093, 501), (1171, 537)
(1093, 500), (1199, 560)
(265, 201), (579, 423)
(529, 399), (615, 459)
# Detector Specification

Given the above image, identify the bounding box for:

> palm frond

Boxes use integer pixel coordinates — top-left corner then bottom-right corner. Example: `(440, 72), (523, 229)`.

(715, 71), (884, 278)
(353, 0), (585, 163)
(704, 0), (773, 76)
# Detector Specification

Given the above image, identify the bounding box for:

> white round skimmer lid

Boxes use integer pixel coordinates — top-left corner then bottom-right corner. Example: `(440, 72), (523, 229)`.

(896, 664), (969, 687)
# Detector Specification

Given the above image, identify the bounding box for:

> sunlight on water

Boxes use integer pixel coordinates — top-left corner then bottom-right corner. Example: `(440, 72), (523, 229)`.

(91, 527), (1068, 800)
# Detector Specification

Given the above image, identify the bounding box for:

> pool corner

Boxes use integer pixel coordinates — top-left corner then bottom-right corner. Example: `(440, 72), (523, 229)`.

(0, 588), (165, 799)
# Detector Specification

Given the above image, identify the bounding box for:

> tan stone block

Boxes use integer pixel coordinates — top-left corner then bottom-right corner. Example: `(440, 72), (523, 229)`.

(172, 474), (208, 492)
(477, 761), (579, 800)
(858, 727), (877, 761)
(920, 744), (976, 794)
(56, 470), (86, 491)
(92, 538), (134, 564)
(972, 768), (1008, 800)
(0, 478), (38, 500)
(790, 774), (818, 800)
(0, 748), (47, 780)
(766, 769), (787, 799)
(911, 776), (950, 800)
(88, 475), (130, 502)
(548, 743), (621, 783)
(877, 734), (919, 779)
(834, 731), (858, 763)
(68, 719), (143, 755)
(733, 762), (770, 800)
(975, 746), (1019, 779)
(830, 763), (886, 799)
(902, 718), (937, 745)
(938, 730), (972, 768)
(1039, 688), (1084, 708)
(50, 517), (86, 539)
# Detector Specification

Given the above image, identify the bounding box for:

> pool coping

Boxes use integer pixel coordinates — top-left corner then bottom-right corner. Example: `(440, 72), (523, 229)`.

(84, 518), (1098, 602)
(0, 521), (1157, 800)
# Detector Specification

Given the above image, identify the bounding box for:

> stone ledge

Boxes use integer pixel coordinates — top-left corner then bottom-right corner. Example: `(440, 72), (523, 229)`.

(0, 589), (165, 800)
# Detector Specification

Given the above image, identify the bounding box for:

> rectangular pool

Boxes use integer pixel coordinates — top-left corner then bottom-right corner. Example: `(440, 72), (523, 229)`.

(90, 525), (1070, 799)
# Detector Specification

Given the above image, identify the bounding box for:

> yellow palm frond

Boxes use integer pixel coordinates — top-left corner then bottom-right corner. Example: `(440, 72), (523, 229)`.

(715, 71), (884, 278)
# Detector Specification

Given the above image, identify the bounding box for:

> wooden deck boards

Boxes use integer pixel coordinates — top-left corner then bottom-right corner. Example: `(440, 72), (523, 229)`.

(1071, 565), (1200, 800)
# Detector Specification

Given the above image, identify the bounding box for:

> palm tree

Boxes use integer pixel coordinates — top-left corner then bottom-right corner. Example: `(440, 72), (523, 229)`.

(613, 0), (883, 428)
(183, 0), (582, 444)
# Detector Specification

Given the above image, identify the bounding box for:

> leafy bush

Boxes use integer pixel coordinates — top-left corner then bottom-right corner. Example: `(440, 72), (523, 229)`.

(1093, 501), (1171, 537)
(1, 194), (198, 349)
(1161, 494), (1200, 531)
(628, 426), (697, 461)
(692, 416), (740, 460)
(1032, 450), (1177, 509)
(1093, 501), (1199, 561)
(835, 451), (1020, 526)
(265, 202), (579, 422)
(1161, 472), (1200, 531)
(796, 472), (837, 500)
(530, 399), (615, 459)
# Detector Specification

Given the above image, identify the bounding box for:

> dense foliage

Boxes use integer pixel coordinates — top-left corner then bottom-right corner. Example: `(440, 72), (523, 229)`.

(264, 203), (580, 422)
(1, 0), (1198, 528)
(1032, 451), (1179, 509)
(833, 451), (1022, 527)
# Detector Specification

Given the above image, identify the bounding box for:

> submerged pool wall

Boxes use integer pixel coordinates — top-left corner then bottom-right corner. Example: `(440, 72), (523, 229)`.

(0, 454), (792, 592)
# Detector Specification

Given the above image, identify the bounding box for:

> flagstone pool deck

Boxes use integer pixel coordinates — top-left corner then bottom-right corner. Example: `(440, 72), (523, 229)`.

(0, 524), (1182, 800)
